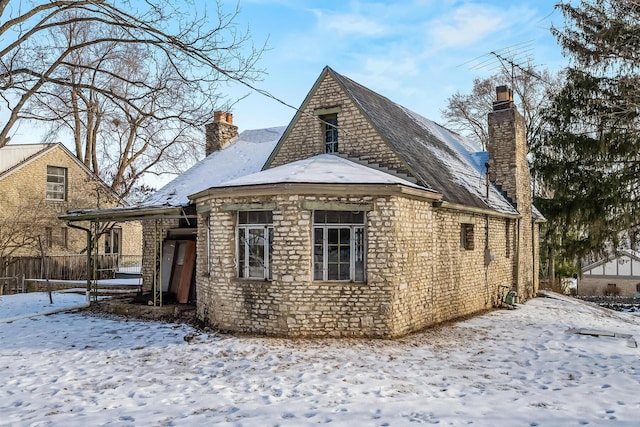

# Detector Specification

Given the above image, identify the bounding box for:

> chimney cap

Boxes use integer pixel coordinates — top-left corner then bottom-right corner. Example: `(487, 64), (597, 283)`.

(493, 85), (514, 111)
(213, 110), (233, 125)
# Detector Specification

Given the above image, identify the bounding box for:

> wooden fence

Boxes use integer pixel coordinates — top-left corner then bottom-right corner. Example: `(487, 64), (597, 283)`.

(0, 254), (142, 282)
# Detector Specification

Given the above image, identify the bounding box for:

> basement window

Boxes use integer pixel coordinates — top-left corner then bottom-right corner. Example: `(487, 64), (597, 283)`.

(313, 210), (365, 282)
(460, 223), (475, 250)
(237, 211), (273, 280)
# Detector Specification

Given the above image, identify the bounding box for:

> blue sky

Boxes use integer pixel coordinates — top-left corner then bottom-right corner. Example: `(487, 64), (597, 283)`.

(224, 0), (567, 132)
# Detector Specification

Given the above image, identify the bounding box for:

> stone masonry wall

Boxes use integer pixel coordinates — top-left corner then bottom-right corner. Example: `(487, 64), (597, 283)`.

(194, 191), (521, 337)
(430, 209), (517, 325)
(268, 73), (410, 175)
(141, 218), (180, 293)
(488, 106), (536, 301)
(196, 193), (398, 337)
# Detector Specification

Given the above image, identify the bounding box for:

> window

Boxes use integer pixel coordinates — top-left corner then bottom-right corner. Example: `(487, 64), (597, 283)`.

(313, 210), (365, 282)
(237, 211), (273, 280)
(322, 114), (338, 153)
(46, 166), (67, 201)
(45, 227), (53, 248)
(60, 227), (68, 249)
(461, 223), (475, 250)
(104, 228), (121, 254)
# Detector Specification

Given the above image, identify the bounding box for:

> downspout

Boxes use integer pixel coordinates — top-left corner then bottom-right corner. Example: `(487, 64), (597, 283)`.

(66, 221), (93, 305)
(515, 218), (520, 301)
(532, 222), (536, 295)
(484, 162), (491, 305)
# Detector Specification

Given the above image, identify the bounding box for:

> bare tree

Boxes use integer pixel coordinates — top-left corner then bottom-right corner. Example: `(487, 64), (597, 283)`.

(0, 198), (57, 259)
(0, 0), (263, 196)
(441, 63), (562, 150)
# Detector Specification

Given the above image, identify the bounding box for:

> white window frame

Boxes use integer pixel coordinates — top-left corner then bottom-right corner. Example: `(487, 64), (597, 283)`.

(236, 211), (273, 280)
(313, 211), (366, 282)
(46, 166), (67, 201)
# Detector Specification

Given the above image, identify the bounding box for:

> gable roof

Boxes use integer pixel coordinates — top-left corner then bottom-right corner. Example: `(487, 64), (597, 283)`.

(0, 142), (127, 205)
(582, 248), (640, 273)
(265, 67), (518, 216)
(0, 144), (50, 175)
(140, 126), (286, 208)
(329, 68), (518, 214)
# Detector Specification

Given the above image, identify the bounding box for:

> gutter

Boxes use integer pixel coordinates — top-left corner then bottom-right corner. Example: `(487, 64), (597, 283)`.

(438, 201), (520, 219)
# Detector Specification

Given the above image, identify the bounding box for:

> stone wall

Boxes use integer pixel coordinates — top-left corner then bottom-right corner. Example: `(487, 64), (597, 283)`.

(196, 193), (396, 337)
(487, 103), (536, 301)
(205, 112), (238, 156)
(268, 73), (410, 175)
(194, 191), (520, 337)
(141, 218), (180, 293)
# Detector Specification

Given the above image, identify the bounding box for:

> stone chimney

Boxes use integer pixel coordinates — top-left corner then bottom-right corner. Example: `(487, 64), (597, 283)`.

(488, 85), (537, 301)
(487, 86), (531, 210)
(205, 111), (238, 156)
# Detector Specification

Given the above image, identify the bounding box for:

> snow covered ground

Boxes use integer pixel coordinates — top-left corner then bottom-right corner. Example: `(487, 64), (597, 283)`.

(1, 291), (639, 426)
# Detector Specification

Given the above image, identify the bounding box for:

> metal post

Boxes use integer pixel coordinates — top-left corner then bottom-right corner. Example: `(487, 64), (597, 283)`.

(66, 221), (92, 304)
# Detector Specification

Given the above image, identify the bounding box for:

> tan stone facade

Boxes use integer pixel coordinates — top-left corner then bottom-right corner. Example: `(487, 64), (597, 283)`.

(0, 144), (141, 258)
(488, 92), (538, 301)
(193, 190), (527, 337)
(126, 68), (541, 338)
(268, 74), (409, 174)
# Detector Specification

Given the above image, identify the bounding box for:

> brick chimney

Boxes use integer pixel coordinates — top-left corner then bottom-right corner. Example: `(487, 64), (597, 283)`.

(487, 86), (531, 210)
(205, 111), (238, 156)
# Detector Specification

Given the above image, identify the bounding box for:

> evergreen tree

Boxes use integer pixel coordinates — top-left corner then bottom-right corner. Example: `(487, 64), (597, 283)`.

(533, 0), (640, 273)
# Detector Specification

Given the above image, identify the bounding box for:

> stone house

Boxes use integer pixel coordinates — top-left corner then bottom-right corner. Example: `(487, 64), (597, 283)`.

(0, 143), (141, 263)
(188, 66), (543, 337)
(61, 66), (543, 337)
(579, 249), (640, 297)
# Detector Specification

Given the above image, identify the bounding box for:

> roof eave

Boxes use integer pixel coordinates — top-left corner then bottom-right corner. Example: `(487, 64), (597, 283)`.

(190, 182), (442, 202)
(59, 205), (190, 222)
(438, 201), (520, 219)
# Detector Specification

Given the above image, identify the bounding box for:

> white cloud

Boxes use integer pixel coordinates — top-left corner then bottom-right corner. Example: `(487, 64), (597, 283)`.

(426, 3), (537, 51)
(427, 4), (506, 49)
(309, 9), (388, 38)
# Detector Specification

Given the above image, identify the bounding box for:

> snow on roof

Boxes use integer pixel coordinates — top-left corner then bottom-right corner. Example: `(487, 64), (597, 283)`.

(329, 68), (518, 215)
(400, 106), (518, 215)
(140, 126), (286, 207)
(0, 144), (49, 174)
(207, 154), (428, 190)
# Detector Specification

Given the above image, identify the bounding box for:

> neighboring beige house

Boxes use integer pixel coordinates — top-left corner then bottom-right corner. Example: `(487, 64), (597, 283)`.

(62, 66), (544, 337)
(0, 143), (141, 266)
(580, 249), (640, 297)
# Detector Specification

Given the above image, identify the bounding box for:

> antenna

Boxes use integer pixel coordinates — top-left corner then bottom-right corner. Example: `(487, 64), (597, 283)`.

(460, 40), (545, 87)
